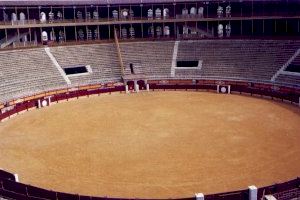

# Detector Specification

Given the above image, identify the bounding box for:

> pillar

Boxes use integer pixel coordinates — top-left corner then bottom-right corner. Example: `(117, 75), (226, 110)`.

(48, 97), (51, 106)
(144, 80), (149, 91)
(248, 185), (257, 200)
(5, 28), (8, 43)
(34, 30), (37, 45)
(125, 85), (129, 94)
(195, 193), (204, 200)
(228, 85), (231, 94)
(38, 99), (41, 108)
(134, 80), (139, 93)
(64, 26), (67, 42)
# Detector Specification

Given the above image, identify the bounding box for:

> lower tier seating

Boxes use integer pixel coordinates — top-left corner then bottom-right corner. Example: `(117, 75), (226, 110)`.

(0, 40), (299, 103)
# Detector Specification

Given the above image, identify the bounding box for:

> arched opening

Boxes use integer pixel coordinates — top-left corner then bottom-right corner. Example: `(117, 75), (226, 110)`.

(137, 80), (146, 90)
(127, 81), (135, 91)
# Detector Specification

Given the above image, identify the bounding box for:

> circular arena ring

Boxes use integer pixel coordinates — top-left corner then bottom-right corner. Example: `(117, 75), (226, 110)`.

(0, 80), (300, 200)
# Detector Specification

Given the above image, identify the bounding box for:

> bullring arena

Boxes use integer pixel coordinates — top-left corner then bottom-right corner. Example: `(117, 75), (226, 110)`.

(1, 0), (300, 199)
(0, 91), (300, 199)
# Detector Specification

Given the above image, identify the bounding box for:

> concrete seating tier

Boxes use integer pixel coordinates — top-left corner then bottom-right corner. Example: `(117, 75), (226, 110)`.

(120, 41), (175, 78)
(0, 40), (299, 103)
(176, 40), (300, 81)
(0, 48), (67, 103)
(49, 43), (122, 86)
(275, 74), (300, 85)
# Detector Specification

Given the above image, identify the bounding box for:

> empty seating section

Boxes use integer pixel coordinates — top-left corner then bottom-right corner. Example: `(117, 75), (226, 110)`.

(176, 40), (300, 81)
(0, 40), (299, 104)
(275, 52), (300, 85)
(49, 44), (122, 86)
(276, 74), (300, 85)
(120, 41), (174, 78)
(289, 54), (300, 66)
(0, 49), (67, 103)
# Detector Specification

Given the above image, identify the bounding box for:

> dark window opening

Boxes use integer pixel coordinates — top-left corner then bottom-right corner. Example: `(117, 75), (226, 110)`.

(285, 64), (300, 73)
(177, 61), (199, 68)
(130, 63), (135, 74)
(64, 66), (88, 75)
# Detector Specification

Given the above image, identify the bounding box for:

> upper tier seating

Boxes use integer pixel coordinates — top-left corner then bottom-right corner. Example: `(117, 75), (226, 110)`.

(176, 40), (300, 81)
(0, 48), (67, 103)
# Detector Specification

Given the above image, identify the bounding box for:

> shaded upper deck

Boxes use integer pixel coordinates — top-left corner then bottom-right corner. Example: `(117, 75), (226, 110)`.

(0, 0), (290, 6)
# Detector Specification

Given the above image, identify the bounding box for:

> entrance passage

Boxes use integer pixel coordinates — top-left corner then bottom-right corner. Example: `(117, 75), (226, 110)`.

(64, 66), (88, 75)
(177, 61), (199, 67)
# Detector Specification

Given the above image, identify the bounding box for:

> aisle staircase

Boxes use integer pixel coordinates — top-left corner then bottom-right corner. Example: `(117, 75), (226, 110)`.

(114, 28), (125, 77)
(0, 32), (29, 48)
(44, 47), (71, 85)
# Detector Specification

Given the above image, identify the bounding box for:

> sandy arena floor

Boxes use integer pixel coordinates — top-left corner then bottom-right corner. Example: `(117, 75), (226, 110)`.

(0, 91), (300, 199)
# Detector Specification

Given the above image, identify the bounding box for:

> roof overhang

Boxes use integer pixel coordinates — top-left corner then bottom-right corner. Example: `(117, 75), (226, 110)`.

(0, 0), (286, 6)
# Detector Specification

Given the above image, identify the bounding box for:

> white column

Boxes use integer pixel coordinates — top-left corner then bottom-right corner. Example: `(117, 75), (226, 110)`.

(48, 97), (51, 106)
(38, 99), (41, 108)
(195, 193), (204, 200)
(125, 85), (129, 94)
(146, 84), (150, 91)
(248, 185), (257, 200)
(134, 81), (139, 93)
(14, 174), (19, 182)
(217, 85), (220, 93)
(228, 85), (231, 94)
